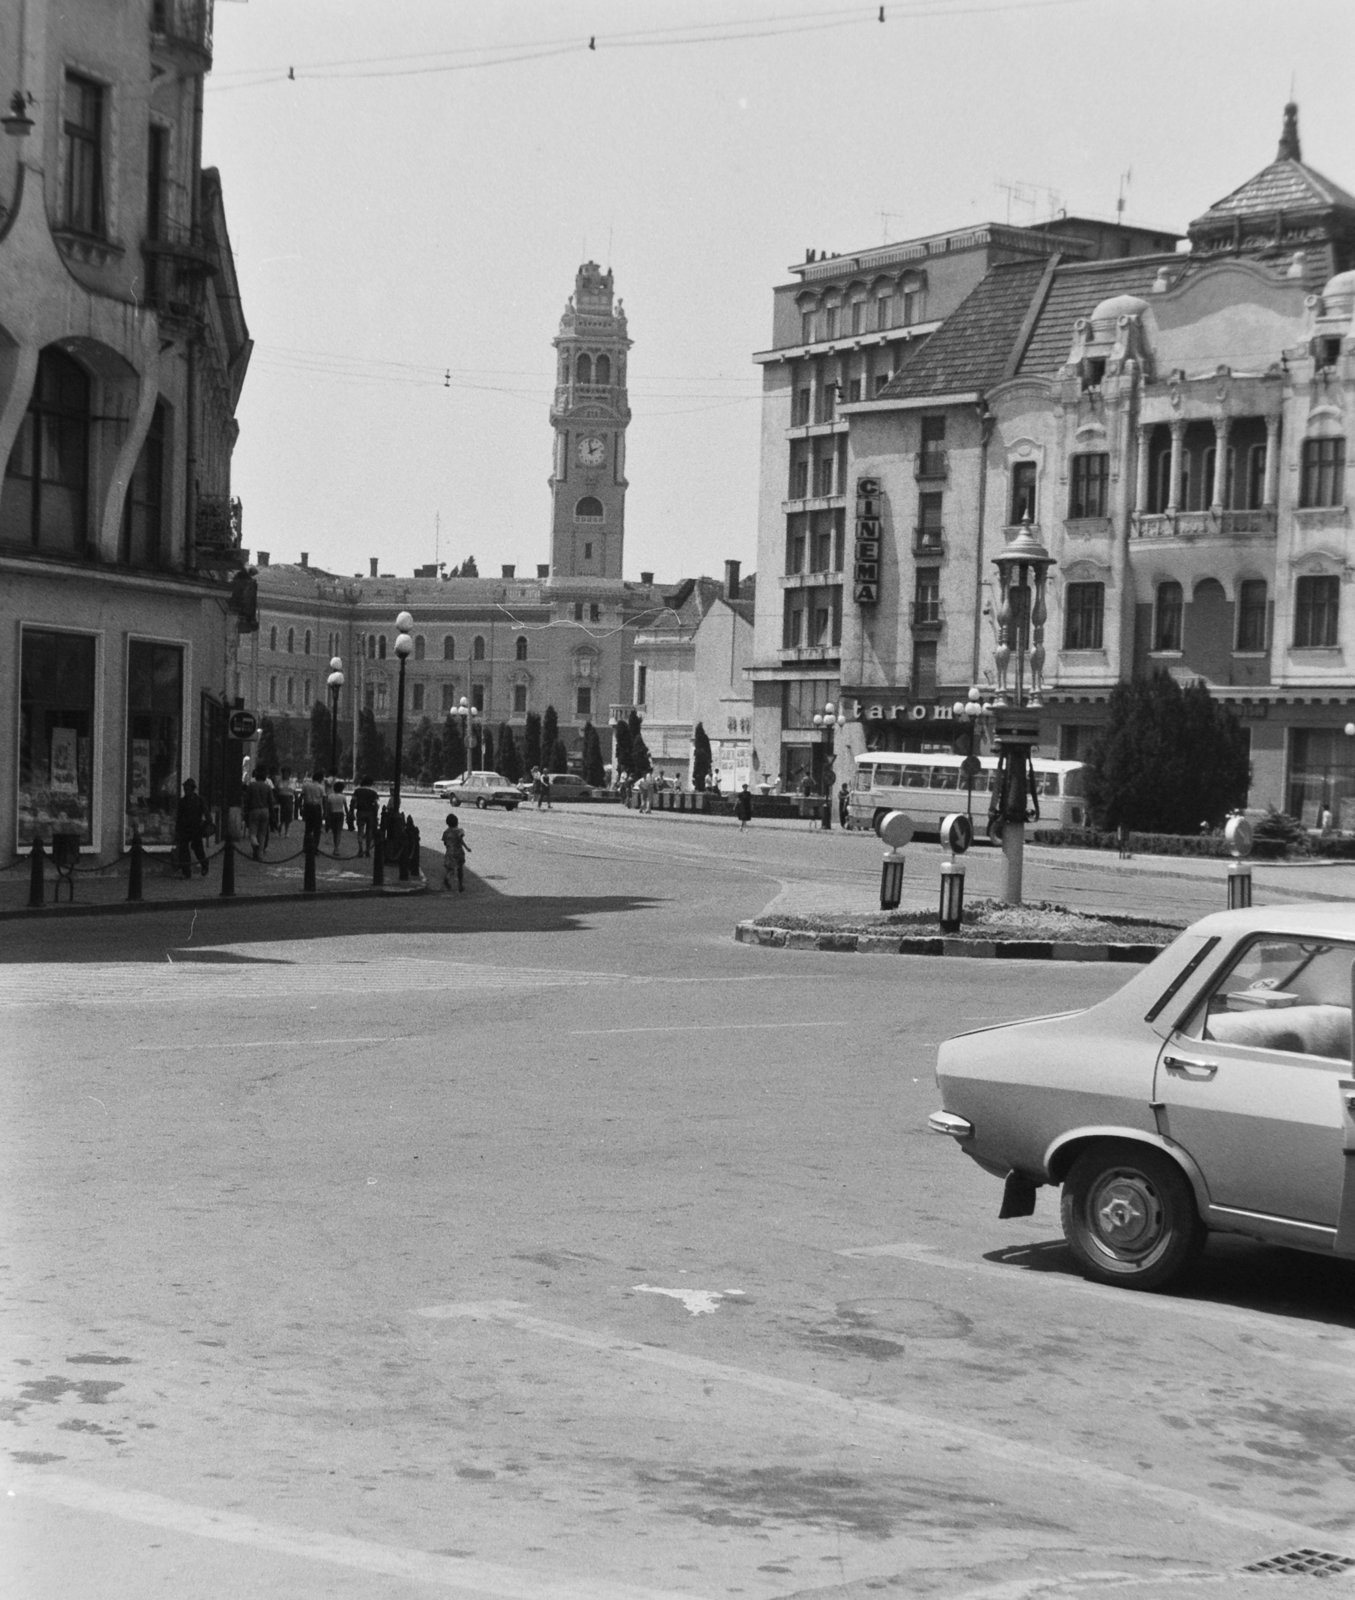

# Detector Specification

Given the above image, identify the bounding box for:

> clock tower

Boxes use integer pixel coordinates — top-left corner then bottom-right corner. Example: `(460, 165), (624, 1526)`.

(549, 262), (631, 580)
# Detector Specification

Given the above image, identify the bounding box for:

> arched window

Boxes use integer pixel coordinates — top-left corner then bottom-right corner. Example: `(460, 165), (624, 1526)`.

(595, 353), (611, 385)
(0, 345), (90, 555)
(473, 635), (486, 661)
(515, 635), (528, 661)
(304, 629), (312, 655)
(576, 353), (592, 385)
(443, 635), (455, 660)
(575, 496), (604, 521)
(366, 634), (376, 658)
(269, 626), (278, 651)
(378, 635), (387, 660)
(286, 677), (295, 706)
(1155, 581), (1183, 652)
(287, 628), (295, 654)
(414, 635), (426, 661)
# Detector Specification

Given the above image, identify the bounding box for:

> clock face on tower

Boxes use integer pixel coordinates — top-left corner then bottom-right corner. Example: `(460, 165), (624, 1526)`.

(576, 435), (606, 468)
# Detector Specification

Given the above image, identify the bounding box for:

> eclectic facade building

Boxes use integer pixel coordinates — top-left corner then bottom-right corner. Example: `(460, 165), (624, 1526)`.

(754, 105), (1355, 825)
(0, 0), (250, 860)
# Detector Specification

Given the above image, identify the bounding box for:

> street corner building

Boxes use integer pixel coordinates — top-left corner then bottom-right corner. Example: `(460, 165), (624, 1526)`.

(750, 102), (1355, 823)
(0, 0), (251, 864)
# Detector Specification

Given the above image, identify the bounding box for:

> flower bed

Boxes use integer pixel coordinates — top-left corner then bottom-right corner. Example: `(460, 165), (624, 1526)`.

(752, 898), (1181, 948)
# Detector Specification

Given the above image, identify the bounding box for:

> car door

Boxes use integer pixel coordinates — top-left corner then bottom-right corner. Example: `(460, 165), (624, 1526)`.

(1153, 934), (1353, 1232)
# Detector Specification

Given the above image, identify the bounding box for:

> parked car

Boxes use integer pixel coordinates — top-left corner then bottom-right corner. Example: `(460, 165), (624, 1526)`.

(432, 772), (521, 810)
(519, 773), (596, 802)
(930, 904), (1355, 1291)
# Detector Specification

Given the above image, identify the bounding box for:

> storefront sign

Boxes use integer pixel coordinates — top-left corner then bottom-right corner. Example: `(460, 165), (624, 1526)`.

(853, 475), (882, 605)
(850, 699), (954, 723)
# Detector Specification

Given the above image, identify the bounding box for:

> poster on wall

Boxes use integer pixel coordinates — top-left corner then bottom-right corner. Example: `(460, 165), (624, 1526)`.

(124, 641), (185, 848)
(129, 740), (152, 803)
(49, 728), (79, 794)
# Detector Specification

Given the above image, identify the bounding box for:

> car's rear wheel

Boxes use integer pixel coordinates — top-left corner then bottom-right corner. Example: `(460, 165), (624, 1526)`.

(1060, 1141), (1202, 1292)
(476, 797), (487, 809)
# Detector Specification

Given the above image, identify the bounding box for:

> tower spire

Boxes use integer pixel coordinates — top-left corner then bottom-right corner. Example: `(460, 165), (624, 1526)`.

(1277, 100), (1301, 163)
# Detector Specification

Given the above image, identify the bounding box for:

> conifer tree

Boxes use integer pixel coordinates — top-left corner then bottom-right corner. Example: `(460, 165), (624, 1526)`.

(523, 711), (543, 772)
(542, 705), (559, 762)
(581, 721), (606, 786)
(627, 709), (652, 778)
(691, 722), (712, 791)
(497, 723), (523, 783)
(549, 737), (570, 774)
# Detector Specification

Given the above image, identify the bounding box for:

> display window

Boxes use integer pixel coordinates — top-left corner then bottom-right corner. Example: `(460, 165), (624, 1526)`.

(125, 640), (185, 847)
(18, 628), (97, 846)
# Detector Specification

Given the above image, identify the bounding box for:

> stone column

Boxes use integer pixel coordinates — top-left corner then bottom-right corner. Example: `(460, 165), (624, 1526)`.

(1167, 420), (1184, 513)
(1264, 415), (1280, 508)
(1135, 423), (1152, 511)
(1212, 416), (1230, 513)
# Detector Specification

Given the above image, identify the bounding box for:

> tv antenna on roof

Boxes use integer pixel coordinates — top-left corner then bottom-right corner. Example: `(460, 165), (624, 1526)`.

(995, 178), (1061, 227)
(1116, 169), (1132, 222)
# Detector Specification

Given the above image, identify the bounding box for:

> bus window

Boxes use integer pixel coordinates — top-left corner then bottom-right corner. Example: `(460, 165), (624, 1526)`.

(930, 766), (960, 790)
(966, 769), (990, 793)
(852, 765), (873, 790)
(902, 765), (929, 788)
(1062, 767), (1086, 797)
(874, 763), (902, 787)
(1037, 771), (1061, 798)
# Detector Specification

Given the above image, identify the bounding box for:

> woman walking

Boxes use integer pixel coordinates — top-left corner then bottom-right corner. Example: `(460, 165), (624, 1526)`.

(734, 785), (753, 833)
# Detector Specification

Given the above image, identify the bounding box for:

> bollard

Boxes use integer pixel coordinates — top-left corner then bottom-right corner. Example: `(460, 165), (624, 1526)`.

(219, 830), (235, 897)
(880, 848), (906, 911)
(303, 832), (317, 893)
(127, 831), (144, 902)
(1227, 860), (1252, 910)
(372, 832), (384, 887)
(405, 818), (421, 878)
(398, 814), (411, 882)
(28, 837), (44, 909)
(939, 857), (966, 933)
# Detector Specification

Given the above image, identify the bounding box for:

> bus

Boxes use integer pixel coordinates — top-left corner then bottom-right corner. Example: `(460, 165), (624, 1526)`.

(846, 752), (1088, 838)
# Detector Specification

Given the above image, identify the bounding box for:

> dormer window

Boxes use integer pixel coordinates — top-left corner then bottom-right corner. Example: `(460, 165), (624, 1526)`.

(1319, 337), (1343, 370)
(1080, 357), (1106, 391)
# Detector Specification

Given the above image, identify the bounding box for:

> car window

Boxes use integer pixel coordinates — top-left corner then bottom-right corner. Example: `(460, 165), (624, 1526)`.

(1187, 936), (1355, 1060)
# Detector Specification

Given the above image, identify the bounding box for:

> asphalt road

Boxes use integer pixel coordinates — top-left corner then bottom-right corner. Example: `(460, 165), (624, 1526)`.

(4, 802), (1355, 1599)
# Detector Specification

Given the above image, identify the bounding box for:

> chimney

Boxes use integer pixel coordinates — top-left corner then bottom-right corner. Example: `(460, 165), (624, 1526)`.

(724, 560), (741, 600)
(369, 558), (378, 578)
(537, 564), (550, 579)
(502, 564), (515, 579)
(256, 550), (270, 567)
(640, 570), (654, 585)
(299, 552), (308, 568)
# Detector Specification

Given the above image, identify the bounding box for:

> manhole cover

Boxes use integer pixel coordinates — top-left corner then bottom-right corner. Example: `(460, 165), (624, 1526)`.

(1243, 1549), (1355, 1577)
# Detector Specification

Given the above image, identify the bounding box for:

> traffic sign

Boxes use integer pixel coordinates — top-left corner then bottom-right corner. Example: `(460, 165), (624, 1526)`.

(227, 710), (258, 740)
(877, 810), (915, 848)
(939, 812), (974, 854)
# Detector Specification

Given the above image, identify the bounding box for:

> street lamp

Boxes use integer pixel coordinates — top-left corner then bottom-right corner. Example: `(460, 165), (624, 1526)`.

(326, 656), (345, 778)
(951, 685), (995, 823)
(389, 612), (414, 824)
(811, 700), (848, 830)
(450, 695), (480, 779)
(990, 520), (1052, 905)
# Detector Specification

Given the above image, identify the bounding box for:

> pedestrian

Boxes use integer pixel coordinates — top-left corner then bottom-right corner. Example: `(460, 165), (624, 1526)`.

(350, 774), (379, 856)
(244, 768), (272, 860)
(275, 768), (295, 837)
(325, 779), (348, 852)
(799, 772), (817, 828)
(441, 811), (470, 891)
(1116, 822), (1131, 860)
(174, 777), (210, 878)
(300, 770), (326, 850)
(532, 767), (546, 810)
(734, 784), (753, 832)
(838, 781), (851, 829)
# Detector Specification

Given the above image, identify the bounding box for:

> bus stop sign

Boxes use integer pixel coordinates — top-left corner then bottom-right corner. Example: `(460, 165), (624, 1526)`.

(227, 710), (258, 740)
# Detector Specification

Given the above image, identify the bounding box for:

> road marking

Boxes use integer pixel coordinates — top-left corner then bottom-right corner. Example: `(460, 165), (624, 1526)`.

(568, 1021), (838, 1035)
(411, 1300), (1324, 1547)
(129, 1036), (418, 1052)
(841, 1240), (1355, 1358)
(631, 1285), (744, 1316)
(4, 1471), (706, 1600)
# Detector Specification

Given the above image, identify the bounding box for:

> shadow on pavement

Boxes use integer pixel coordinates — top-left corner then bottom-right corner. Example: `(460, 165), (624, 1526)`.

(984, 1235), (1355, 1331)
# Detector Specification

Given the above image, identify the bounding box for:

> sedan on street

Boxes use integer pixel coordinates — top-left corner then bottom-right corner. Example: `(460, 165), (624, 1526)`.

(432, 772), (521, 809)
(930, 904), (1355, 1291)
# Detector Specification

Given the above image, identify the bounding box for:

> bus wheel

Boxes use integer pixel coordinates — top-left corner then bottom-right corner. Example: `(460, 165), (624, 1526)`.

(872, 809), (890, 836)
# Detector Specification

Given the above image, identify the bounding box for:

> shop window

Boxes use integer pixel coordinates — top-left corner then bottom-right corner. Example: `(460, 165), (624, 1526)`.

(1301, 438), (1345, 508)
(1063, 582), (1104, 650)
(414, 635), (425, 661)
(62, 73), (105, 236)
(120, 402), (166, 566)
(1237, 580), (1268, 651)
(412, 683), (425, 713)
(473, 635), (485, 661)
(1, 346), (91, 555)
(1154, 581), (1183, 651)
(1068, 454), (1109, 519)
(576, 686), (592, 716)
(123, 641), (184, 849)
(513, 683), (528, 714)
(19, 628), (96, 846)
(1289, 728), (1355, 828)
(1294, 574), (1340, 647)
(515, 635), (528, 661)
(443, 635), (455, 660)
(1010, 461), (1037, 525)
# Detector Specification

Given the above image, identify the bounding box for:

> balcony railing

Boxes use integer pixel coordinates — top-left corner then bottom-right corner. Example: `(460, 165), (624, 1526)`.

(142, 220), (214, 327)
(915, 449), (948, 481)
(150, 0), (213, 67)
(1131, 509), (1277, 539)
(909, 599), (944, 629)
(913, 526), (945, 554)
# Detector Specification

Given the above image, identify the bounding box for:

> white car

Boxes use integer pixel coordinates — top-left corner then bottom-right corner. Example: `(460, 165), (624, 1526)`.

(432, 772), (521, 810)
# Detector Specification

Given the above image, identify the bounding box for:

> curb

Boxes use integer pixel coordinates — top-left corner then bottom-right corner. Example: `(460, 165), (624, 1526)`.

(0, 880), (430, 922)
(734, 921), (1161, 963)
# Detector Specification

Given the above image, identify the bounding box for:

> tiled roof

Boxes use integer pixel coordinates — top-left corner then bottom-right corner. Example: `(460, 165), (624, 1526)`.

(1191, 159), (1355, 230)
(1016, 255), (1179, 377)
(880, 259), (1049, 399)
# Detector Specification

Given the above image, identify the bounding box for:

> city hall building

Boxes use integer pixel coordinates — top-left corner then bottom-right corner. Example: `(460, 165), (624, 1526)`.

(0, 0), (251, 862)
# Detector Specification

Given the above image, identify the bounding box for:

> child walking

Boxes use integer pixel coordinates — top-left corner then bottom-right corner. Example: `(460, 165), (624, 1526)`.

(441, 812), (470, 892)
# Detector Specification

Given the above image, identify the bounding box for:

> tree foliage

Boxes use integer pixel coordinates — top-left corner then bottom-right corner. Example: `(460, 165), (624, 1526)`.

(612, 716), (633, 778)
(581, 721), (606, 786)
(691, 722), (712, 791)
(549, 738), (570, 775)
(356, 707), (388, 782)
(627, 708), (652, 779)
(309, 701), (335, 775)
(497, 723), (522, 783)
(523, 711), (543, 772)
(542, 705), (559, 762)
(481, 726), (495, 774)
(405, 716), (443, 783)
(442, 715), (466, 778)
(1085, 673), (1250, 834)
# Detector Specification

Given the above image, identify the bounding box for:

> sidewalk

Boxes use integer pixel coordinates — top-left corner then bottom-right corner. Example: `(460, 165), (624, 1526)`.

(0, 834), (432, 919)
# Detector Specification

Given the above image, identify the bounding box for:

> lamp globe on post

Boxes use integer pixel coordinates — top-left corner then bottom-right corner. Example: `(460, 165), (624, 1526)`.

(390, 616), (414, 822)
(326, 657), (345, 778)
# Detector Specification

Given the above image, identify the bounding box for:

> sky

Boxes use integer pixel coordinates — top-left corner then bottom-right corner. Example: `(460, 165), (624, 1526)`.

(204, 0), (1355, 588)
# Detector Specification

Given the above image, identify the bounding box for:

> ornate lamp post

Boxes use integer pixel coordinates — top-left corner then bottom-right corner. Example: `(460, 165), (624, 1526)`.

(990, 521), (1052, 905)
(326, 657), (345, 778)
(811, 700), (847, 830)
(951, 685), (996, 823)
(446, 695), (480, 782)
(389, 612), (414, 823)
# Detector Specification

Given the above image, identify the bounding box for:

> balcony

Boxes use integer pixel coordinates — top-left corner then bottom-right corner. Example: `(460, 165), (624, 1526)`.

(779, 644), (839, 663)
(195, 494), (241, 563)
(915, 449), (948, 481)
(1130, 509), (1277, 539)
(909, 599), (944, 632)
(150, 0), (213, 69)
(142, 221), (215, 331)
(913, 526), (945, 556)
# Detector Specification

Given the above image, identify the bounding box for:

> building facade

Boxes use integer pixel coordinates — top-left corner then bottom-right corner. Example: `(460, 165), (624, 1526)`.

(0, 0), (250, 860)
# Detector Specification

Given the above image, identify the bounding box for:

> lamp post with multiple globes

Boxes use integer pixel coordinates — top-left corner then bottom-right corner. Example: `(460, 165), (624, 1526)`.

(389, 612), (414, 823)
(449, 695), (480, 780)
(326, 657), (345, 779)
(811, 700), (847, 830)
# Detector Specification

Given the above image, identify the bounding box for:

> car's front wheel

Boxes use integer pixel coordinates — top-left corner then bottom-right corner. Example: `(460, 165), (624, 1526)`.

(1060, 1141), (1202, 1292)
(476, 797), (487, 809)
